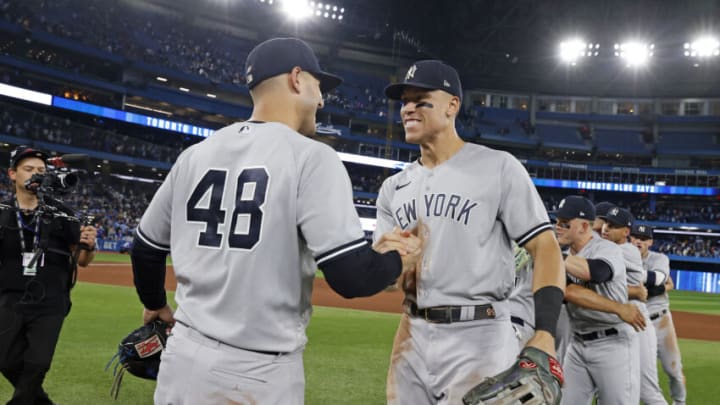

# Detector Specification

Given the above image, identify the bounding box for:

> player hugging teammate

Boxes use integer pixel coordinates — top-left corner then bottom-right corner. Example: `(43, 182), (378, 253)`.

(509, 196), (686, 404)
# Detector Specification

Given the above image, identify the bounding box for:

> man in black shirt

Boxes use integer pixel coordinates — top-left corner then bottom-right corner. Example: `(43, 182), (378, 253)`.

(0, 146), (97, 405)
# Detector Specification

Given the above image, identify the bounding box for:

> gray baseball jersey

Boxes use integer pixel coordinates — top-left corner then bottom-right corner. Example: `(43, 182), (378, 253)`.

(374, 143), (552, 308)
(565, 236), (627, 334)
(136, 121), (365, 353)
(644, 251), (671, 314)
(621, 242), (645, 288)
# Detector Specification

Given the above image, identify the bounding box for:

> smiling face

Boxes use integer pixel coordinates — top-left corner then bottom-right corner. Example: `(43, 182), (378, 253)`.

(554, 217), (591, 247)
(399, 87), (459, 145)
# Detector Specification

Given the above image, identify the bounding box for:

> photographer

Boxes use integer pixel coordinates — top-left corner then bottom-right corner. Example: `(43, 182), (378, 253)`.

(0, 146), (97, 405)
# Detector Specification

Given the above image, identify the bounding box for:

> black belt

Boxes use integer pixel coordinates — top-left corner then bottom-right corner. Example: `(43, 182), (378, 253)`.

(649, 309), (668, 321)
(176, 320), (283, 356)
(511, 316), (525, 327)
(576, 327), (618, 341)
(407, 302), (496, 323)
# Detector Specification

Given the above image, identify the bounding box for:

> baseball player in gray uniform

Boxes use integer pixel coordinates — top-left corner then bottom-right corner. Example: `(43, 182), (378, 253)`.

(631, 224), (686, 405)
(603, 208), (667, 405)
(130, 37), (423, 405)
(377, 60), (566, 404)
(555, 196), (640, 405)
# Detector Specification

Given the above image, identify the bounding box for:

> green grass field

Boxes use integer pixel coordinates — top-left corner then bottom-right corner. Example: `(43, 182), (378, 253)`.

(1, 282), (718, 404)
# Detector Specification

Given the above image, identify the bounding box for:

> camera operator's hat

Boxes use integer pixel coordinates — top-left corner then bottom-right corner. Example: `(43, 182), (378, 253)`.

(245, 37), (343, 93)
(9, 145), (48, 168)
(385, 60), (463, 101)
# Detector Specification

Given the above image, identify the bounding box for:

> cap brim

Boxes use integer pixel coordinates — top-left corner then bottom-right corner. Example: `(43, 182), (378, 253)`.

(384, 82), (442, 100)
(313, 71), (343, 93)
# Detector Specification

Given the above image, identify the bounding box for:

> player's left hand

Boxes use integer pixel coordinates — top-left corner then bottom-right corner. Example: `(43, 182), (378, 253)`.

(618, 302), (646, 331)
(79, 225), (97, 250)
(462, 347), (563, 405)
(143, 304), (175, 326)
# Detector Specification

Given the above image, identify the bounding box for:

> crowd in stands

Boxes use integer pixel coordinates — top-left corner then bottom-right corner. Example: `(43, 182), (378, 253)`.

(0, 103), (188, 163)
(653, 236), (720, 258)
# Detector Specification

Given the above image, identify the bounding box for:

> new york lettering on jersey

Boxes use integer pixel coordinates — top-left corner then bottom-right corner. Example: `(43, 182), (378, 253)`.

(392, 193), (478, 228)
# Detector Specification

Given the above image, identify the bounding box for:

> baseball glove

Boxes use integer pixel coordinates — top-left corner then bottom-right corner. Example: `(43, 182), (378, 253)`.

(462, 347), (564, 405)
(105, 320), (170, 399)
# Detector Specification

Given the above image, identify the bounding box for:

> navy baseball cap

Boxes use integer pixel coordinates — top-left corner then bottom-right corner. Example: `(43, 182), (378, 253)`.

(385, 60), (463, 101)
(555, 196), (596, 220)
(594, 201), (616, 219)
(631, 224), (654, 239)
(9, 145), (48, 168)
(605, 207), (634, 228)
(244, 37), (342, 93)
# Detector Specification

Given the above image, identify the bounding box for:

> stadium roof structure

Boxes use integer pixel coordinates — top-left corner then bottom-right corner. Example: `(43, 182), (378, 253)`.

(188, 0), (720, 98)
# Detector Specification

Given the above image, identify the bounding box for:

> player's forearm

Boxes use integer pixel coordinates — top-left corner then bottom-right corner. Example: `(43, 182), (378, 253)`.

(565, 284), (623, 314)
(523, 230), (564, 350)
(564, 255), (591, 281)
(524, 231), (565, 292)
(131, 236), (169, 310)
(628, 285), (645, 300)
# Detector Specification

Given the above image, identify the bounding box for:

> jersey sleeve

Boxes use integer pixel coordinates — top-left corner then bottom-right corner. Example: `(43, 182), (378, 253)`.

(595, 242), (626, 282)
(136, 158), (180, 252)
(497, 153), (552, 246)
(373, 178), (396, 243)
(297, 144), (366, 266)
(652, 253), (671, 275)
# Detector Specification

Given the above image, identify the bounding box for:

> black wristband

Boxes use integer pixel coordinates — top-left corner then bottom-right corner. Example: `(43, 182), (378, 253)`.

(534, 285), (565, 338)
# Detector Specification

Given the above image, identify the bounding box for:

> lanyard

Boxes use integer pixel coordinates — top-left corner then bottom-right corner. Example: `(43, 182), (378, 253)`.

(14, 199), (41, 253)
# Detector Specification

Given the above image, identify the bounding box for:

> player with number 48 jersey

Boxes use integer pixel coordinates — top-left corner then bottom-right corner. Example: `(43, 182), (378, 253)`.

(130, 37), (422, 405)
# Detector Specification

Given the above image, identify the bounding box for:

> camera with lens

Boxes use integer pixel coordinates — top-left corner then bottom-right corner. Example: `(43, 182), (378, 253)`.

(24, 168), (79, 197)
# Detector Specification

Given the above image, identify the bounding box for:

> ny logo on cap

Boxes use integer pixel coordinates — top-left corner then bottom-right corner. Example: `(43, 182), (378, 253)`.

(443, 80), (451, 87)
(639, 225), (646, 232)
(559, 199), (566, 208)
(610, 207), (619, 216)
(405, 65), (417, 81)
(246, 65), (253, 84)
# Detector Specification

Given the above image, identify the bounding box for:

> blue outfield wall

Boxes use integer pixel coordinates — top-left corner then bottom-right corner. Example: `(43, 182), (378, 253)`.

(96, 239), (720, 293)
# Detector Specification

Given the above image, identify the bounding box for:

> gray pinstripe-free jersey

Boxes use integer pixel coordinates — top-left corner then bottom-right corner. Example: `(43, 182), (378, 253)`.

(621, 242), (645, 287)
(644, 251), (671, 314)
(374, 143), (552, 308)
(566, 236), (628, 334)
(136, 121), (365, 353)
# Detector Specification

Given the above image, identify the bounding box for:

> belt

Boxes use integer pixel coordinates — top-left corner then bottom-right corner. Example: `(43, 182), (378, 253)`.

(575, 327), (618, 341)
(175, 320), (284, 356)
(407, 302), (496, 323)
(649, 309), (668, 321)
(511, 316), (525, 327)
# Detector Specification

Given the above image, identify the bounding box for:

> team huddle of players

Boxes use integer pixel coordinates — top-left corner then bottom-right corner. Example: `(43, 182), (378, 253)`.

(510, 197), (686, 405)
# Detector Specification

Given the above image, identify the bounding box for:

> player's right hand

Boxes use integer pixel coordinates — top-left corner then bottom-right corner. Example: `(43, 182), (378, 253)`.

(618, 302), (646, 331)
(143, 304), (175, 326)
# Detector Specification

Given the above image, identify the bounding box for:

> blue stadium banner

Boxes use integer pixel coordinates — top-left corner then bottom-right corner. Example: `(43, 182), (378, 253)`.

(532, 178), (719, 196)
(52, 97), (215, 137)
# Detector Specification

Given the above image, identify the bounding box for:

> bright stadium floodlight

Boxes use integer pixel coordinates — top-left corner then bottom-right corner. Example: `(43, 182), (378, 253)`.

(558, 39), (598, 65)
(280, 0), (312, 20)
(614, 41), (654, 67)
(684, 36), (720, 57)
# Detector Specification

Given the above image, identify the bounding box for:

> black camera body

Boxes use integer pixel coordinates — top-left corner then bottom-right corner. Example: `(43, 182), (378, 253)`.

(24, 168), (79, 197)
